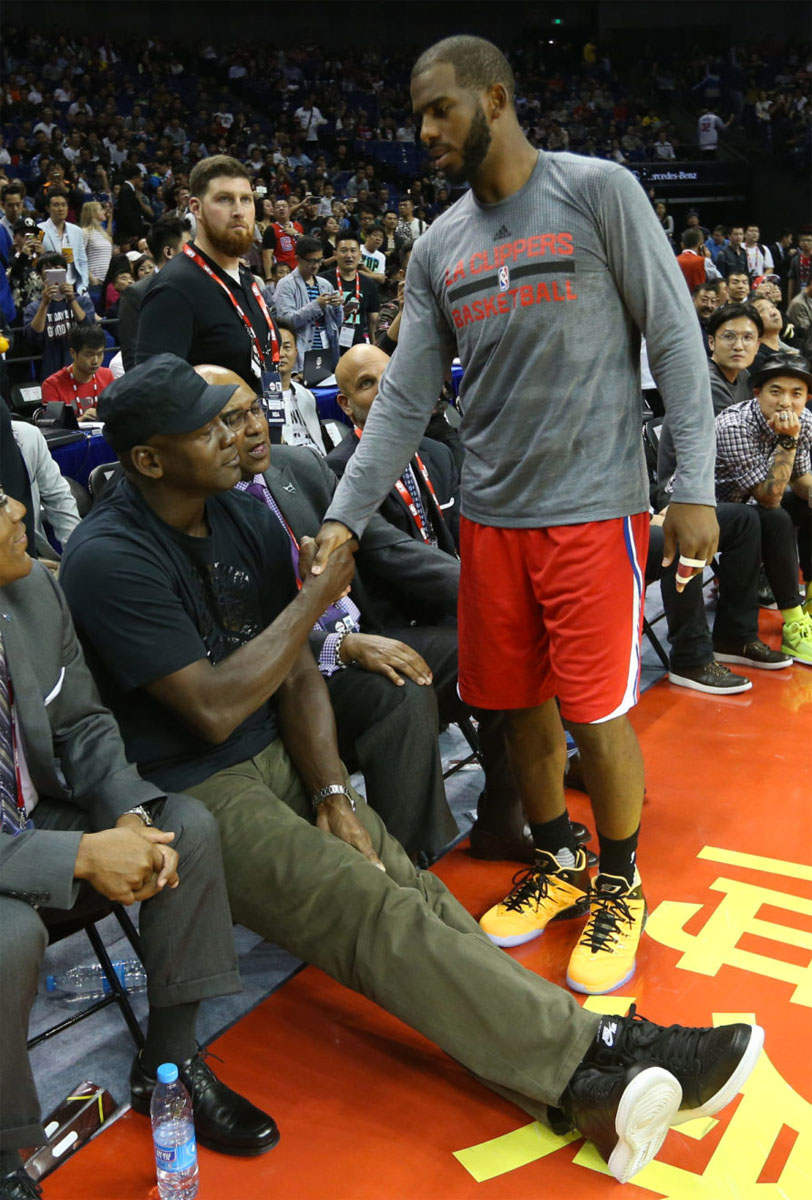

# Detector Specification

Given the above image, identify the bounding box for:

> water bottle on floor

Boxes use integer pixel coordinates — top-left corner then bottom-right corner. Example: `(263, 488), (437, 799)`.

(151, 1063), (199, 1199)
(45, 959), (147, 1001)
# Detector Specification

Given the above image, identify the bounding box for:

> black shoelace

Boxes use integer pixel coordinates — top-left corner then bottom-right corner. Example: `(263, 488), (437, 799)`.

(502, 865), (553, 913)
(577, 890), (633, 950)
(604, 1005), (710, 1074)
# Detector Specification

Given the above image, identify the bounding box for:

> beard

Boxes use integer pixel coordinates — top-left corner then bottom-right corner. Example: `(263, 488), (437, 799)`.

(198, 214), (255, 257)
(446, 104), (492, 185)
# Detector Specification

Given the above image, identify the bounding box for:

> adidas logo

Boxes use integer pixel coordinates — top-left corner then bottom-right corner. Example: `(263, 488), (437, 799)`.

(600, 1020), (619, 1047)
(493, 224), (511, 240)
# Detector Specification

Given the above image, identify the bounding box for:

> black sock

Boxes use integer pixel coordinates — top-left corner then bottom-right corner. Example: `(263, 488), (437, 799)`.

(597, 826), (640, 886)
(142, 1001), (200, 1076)
(530, 811), (577, 865)
(0, 1149), (22, 1178)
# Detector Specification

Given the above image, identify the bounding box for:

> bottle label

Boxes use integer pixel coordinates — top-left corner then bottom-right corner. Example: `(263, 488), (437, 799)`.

(154, 1133), (197, 1173)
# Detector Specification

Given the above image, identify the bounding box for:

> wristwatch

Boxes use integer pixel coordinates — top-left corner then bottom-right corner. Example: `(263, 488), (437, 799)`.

(311, 784), (356, 813)
(777, 434), (799, 450)
(123, 804), (154, 827)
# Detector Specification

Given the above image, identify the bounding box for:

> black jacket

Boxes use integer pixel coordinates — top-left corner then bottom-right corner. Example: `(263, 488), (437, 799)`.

(326, 429), (460, 554)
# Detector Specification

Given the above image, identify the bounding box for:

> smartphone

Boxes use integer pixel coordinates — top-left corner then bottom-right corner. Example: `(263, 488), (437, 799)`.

(44, 268), (67, 289)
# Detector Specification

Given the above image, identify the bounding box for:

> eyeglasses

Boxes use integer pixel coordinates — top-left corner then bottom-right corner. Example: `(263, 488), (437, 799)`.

(717, 331), (758, 346)
(220, 400), (264, 431)
(301, 257), (323, 266)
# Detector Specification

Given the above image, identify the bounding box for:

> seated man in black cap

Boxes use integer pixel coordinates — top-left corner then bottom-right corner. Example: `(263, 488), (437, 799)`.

(57, 354), (764, 1190)
(715, 354), (812, 665)
(0, 485), (278, 1200)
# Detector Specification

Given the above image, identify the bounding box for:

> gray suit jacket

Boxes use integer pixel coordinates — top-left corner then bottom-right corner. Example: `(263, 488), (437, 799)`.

(0, 563), (163, 909)
(259, 446), (459, 647)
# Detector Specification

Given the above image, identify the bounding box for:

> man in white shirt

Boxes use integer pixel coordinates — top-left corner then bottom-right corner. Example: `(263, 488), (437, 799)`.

(294, 95), (327, 145)
(697, 107), (733, 156)
(276, 319), (330, 453)
(396, 196), (426, 243)
(743, 224), (774, 278)
(37, 190), (89, 293)
(359, 228), (387, 285)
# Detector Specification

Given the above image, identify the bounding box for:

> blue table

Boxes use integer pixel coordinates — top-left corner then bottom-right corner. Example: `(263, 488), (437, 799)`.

(50, 431), (117, 489)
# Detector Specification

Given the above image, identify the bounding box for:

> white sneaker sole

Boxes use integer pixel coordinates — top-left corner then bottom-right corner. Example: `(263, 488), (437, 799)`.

(607, 1066), (683, 1184)
(668, 670), (752, 694)
(781, 647), (812, 667)
(714, 651), (792, 671)
(672, 1024), (765, 1124)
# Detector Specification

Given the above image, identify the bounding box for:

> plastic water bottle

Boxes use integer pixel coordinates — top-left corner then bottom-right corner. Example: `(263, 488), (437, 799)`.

(151, 1063), (199, 1199)
(45, 959), (147, 1001)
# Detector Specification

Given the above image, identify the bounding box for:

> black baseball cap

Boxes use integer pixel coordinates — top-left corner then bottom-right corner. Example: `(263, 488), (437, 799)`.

(99, 354), (240, 451)
(13, 215), (38, 235)
(750, 354), (812, 391)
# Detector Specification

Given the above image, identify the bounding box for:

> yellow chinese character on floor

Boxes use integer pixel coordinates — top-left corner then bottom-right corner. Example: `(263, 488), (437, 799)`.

(646, 846), (812, 1007)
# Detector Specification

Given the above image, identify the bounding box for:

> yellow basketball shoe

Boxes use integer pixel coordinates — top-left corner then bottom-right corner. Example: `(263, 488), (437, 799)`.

(566, 870), (647, 995)
(479, 848), (591, 947)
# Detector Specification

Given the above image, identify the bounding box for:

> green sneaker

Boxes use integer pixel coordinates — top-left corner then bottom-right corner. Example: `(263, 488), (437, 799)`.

(781, 613), (812, 666)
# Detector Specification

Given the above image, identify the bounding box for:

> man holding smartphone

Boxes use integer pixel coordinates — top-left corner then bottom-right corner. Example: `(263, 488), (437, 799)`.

(23, 252), (97, 381)
(274, 235), (344, 372)
(323, 230), (380, 353)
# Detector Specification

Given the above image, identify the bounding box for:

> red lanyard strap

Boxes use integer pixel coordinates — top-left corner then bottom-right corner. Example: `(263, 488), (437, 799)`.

(183, 243), (279, 366)
(354, 427), (444, 543)
(339, 272), (361, 302)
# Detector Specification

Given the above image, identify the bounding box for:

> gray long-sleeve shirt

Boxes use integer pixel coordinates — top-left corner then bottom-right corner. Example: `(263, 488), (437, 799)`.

(326, 151), (715, 537)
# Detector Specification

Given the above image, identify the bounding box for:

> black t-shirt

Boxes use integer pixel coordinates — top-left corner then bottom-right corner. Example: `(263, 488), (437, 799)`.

(135, 242), (278, 384)
(60, 477), (297, 791)
(322, 269), (379, 347)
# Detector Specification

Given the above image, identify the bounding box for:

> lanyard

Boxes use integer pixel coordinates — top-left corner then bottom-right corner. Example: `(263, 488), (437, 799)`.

(70, 368), (97, 412)
(183, 243), (279, 367)
(339, 272), (361, 303)
(354, 427), (444, 543)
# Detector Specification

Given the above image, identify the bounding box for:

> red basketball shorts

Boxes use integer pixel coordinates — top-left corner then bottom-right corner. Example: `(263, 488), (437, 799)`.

(458, 513), (650, 724)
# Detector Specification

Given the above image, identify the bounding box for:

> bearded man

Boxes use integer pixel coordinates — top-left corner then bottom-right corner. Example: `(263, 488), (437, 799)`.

(136, 156), (281, 388)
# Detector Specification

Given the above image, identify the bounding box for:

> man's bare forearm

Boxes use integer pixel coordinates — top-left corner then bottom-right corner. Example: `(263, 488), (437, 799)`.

(753, 446), (796, 508)
(276, 654), (346, 794)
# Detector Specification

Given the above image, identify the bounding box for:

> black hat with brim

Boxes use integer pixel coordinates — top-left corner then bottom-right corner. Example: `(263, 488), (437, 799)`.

(99, 354), (240, 451)
(750, 354), (812, 391)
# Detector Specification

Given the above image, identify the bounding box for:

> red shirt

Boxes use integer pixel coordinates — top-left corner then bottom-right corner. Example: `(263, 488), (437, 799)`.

(676, 250), (706, 293)
(41, 365), (115, 415)
(264, 220), (302, 269)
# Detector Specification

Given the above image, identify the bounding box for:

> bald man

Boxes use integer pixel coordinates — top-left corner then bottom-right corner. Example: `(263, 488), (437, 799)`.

(327, 345), (459, 554)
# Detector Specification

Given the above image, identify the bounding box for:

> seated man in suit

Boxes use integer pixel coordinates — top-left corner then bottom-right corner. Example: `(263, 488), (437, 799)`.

(0, 488), (278, 1200)
(57, 355), (764, 1188)
(327, 344), (460, 552)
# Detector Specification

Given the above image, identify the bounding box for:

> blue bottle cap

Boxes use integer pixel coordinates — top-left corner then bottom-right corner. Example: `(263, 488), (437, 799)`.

(45, 975), (56, 992)
(156, 1063), (179, 1084)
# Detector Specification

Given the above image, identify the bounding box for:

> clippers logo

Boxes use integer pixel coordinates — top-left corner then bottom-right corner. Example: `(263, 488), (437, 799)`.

(498, 265), (510, 292)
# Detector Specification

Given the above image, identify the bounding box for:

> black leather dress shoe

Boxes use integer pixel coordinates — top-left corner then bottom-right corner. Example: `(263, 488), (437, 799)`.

(469, 820), (596, 866)
(130, 1051), (280, 1157)
(0, 1170), (42, 1200)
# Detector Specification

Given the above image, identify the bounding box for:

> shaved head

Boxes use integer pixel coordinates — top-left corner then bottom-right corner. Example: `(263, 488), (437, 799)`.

(335, 345), (390, 428)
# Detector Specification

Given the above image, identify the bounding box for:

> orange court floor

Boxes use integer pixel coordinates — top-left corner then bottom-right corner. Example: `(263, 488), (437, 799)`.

(44, 611), (812, 1200)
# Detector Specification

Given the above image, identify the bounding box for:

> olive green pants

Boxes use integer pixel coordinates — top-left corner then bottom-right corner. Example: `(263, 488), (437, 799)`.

(187, 739), (599, 1124)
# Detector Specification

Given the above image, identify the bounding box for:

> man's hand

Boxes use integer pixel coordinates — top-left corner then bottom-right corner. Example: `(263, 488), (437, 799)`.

(115, 813), (180, 892)
(300, 521), (355, 577)
(42, 283), (61, 304)
(80, 407), (98, 421)
(662, 502), (720, 592)
(314, 793), (385, 871)
(61, 281), (75, 301)
(75, 825), (177, 904)
(341, 633), (433, 686)
(299, 535), (356, 602)
(769, 409), (801, 439)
